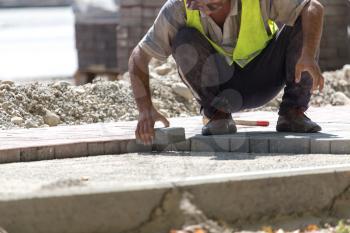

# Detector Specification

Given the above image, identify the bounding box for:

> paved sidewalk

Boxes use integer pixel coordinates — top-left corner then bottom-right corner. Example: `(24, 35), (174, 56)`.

(1, 161), (350, 233)
(0, 106), (350, 233)
(0, 106), (349, 163)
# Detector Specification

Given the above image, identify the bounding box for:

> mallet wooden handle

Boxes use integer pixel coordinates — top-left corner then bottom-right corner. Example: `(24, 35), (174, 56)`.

(202, 117), (270, 127)
(235, 120), (270, 127)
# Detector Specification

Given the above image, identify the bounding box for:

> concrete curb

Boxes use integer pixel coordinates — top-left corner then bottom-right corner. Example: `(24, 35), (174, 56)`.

(1, 165), (350, 233)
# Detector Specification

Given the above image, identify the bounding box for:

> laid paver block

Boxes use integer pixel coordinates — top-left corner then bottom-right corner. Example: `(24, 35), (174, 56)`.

(331, 140), (350, 154)
(249, 138), (269, 153)
(310, 139), (331, 154)
(120, 140), (152, 153)
(231, 137), (250, 153)
(20, 147), (55, 162)
(88, 142), (105, 156)
(152, 144), (173, 152)
(0, 149), (20, 163)
(104, 141), (121, 155)
(54, 143), (88, 159)
(270, 137), (310, 154)
(153, 140), (191, 152)
(154, 127), (185, 145)
(171, 140), (191, 152)
(191, 136), (230, 152)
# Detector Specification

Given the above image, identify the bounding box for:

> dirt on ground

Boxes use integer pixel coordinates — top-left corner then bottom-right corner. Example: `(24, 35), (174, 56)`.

(167, 192), (350, 233)
(0, 57), (349, 130)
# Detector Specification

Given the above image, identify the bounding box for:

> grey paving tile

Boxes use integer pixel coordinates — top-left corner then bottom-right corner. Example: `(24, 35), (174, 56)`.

(269, 137), (310, 154)
(171, 140), (191, 152)
(54, 143), (88, 159)
(20, 147), (55, 162)
(249, 138), (269, 153)
(104, 141), (121, 155)
(0, 149), (20, 163)
(154, 127), (185, 145)
(331, 140), (350, 154)
(88, 142), (105, 156)
(120, 140), (152, 153)
(191, 136), (230, 152)
(310, 139), (331, 154)
(230, 137), (250, 153)
(152, 144), (173, 152)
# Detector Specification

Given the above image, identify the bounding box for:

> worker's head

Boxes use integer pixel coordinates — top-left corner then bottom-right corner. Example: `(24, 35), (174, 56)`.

(187, 0), (229, 15)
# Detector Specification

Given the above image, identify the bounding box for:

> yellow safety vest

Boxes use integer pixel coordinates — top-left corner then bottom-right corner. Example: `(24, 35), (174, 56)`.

(184, 0), (279, 68)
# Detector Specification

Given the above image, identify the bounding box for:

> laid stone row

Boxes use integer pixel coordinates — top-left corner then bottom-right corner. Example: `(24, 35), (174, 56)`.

(0, 127), (186, 164)
(0, 140), (148, 164)
(1, 127), (350, 164)
(187, 134), (350, 155)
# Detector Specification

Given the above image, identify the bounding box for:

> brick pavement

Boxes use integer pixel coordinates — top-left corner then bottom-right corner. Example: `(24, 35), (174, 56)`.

(0, 106), (349, 163)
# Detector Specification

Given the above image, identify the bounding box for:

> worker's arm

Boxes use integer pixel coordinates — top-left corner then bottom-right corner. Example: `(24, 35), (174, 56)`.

(129, 46), (170, 145)
(295, 0), (325, 91)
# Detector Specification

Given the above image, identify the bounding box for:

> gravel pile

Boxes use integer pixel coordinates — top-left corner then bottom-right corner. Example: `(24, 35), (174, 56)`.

(0, 58), (198, 129)
(262, 64), (350, 111)
(0, 58), (349, 129)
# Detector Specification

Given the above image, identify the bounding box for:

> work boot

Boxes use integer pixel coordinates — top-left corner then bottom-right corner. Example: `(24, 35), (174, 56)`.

(202, 110), (237, 136)
(276, 108), (322, 133)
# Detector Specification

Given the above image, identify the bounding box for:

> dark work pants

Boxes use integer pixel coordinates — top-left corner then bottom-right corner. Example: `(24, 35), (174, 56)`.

(171, 18), (314, 118)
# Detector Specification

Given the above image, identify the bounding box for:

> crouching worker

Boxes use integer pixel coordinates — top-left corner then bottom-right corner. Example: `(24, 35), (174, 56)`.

(129, 0), (325, 145)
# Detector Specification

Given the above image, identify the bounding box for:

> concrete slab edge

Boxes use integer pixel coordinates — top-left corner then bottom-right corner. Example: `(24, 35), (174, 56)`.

(1, 165), (350, 233)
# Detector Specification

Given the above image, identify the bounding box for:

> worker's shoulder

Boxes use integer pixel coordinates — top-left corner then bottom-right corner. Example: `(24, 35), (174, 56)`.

(160, 0), (186, 21)
(162, 0), (185, 12)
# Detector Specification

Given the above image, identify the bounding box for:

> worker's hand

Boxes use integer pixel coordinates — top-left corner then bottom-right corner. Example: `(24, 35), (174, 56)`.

(136, 107), (170, 145)
(295, 56), (325, 92)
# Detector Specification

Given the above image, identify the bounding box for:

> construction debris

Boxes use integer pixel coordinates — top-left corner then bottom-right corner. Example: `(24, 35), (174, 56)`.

(0, 57), (348, 130)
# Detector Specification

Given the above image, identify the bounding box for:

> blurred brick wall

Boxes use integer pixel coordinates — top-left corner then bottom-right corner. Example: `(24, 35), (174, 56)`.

(319, 0), (350, 71)
(75, 23), (118, 71)
(75, 0), (166, 72)
(116, 0), (166, 71)
(0, 0), (72, 7)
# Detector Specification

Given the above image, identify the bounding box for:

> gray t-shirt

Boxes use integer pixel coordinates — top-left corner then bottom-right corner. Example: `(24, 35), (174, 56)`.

(139, 0), (310, 61)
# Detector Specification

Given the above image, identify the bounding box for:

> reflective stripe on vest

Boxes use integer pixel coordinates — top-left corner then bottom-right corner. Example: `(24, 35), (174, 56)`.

(184, 0), (279, 68)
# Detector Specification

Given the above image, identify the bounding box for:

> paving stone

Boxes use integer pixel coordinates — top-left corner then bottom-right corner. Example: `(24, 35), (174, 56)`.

(54, 143), (89, 159)
(88, 142), (105, 156)
(120, 140), (152, 153)
(191, 136), (230, 152)
(20, 147), (55, 162)
(104, 141), (121, 155)
(0, 107), (349, 164)
(249, 137), (269, 153)
(230, 137), (250, 153)
(154, 127), (185, 145)
(269, 137), (310, 154)
(0, 149), (20, 163)
(152, 140), (191, 152)
(331, 140), (350, 154)
(171, 140), (191, 152)
(152, 144), (173, 152)
(310, 139), (331, 154)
